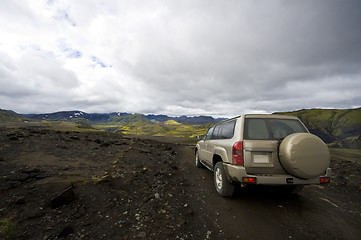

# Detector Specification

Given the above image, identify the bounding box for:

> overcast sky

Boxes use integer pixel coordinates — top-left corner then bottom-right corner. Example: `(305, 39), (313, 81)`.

(1, 0), (360, 117)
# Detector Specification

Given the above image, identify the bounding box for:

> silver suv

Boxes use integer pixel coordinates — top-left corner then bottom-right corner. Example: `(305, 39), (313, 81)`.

(195, 114), (331, 197)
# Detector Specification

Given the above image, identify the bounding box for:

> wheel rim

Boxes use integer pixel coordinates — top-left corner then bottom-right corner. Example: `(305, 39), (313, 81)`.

(215, 168), (222, 189)
(195, 152), (199, 165)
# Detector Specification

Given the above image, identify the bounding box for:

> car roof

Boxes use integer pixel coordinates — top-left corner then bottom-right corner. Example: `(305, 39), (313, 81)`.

(220, 114), (299, 123)
(244, 114), (299, 119)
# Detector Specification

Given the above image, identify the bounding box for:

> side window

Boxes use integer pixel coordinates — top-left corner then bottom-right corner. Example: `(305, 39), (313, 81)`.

(244, 118), (271, 140)
(219, 120), (236, 139)
(205, 126), (214, 140)
(212, 125), (222, 139)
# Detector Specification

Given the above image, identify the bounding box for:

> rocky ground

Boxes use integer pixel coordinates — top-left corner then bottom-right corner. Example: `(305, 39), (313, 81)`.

(0, 126), (220, 240)
(0, 125), (361, 240)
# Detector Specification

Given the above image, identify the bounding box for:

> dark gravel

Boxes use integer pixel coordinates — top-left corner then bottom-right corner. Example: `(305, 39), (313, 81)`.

(0, 126), (220, 240)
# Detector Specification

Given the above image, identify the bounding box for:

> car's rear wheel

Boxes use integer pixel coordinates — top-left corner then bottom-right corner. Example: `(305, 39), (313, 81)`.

(214, 162), (235, 197)
(195, 150), (203, 168)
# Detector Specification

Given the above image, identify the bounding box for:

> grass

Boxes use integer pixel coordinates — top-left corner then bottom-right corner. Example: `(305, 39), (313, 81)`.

(0, 109), (28, 122)
(277, 108), (361, 149)
(0, 218), (16, 238)
(42, 121), (103, 133)
(94, 120), (211, 138)
(0, 119), (208, 139)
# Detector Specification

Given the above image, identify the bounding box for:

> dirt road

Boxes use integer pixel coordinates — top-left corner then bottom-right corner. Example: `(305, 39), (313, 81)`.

(0, 126), (360, 239)
(177, 144), (361, 240)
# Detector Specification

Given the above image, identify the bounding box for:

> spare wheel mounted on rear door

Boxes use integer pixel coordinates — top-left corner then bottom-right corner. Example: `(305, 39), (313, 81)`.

(279, 133), (330, 179)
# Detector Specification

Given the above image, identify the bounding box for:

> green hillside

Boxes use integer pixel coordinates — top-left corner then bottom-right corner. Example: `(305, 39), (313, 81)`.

(109, 114), (150, 124)
(94, 120), (211, 138)
(0, 109), (28, 122)
(276, 108), (361, 149)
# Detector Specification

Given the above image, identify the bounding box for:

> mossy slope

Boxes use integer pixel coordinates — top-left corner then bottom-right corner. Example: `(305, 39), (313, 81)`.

(276, 107), (361, 148)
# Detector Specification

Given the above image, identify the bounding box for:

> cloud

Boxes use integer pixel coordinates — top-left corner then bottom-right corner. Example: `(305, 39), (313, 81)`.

(0, 0), (360, 117)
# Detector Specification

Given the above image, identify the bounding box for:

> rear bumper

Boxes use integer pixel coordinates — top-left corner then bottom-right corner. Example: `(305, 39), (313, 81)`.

(223, 163), (332, 185)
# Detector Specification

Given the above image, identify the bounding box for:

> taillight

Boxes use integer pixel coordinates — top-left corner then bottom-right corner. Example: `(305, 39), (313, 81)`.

(320, 177), (330, 184)
(243, 177), (257, 184)
(232, 141), (244, 166)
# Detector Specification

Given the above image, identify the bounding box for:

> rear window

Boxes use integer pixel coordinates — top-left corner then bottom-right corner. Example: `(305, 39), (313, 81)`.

(244, 118), (307, 140)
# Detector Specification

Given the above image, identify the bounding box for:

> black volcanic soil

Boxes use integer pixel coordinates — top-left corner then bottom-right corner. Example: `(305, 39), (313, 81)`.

(1, 125), (361, 240)
(0, 126), (220, 240)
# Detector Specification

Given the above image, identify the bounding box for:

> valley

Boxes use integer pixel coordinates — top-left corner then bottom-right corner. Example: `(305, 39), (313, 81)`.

(2, 107), (361, 148)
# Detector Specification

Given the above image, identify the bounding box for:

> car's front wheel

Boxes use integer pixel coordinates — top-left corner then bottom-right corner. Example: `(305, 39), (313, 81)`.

(214, 162), (235, 197)
(195, 150), (204, 168)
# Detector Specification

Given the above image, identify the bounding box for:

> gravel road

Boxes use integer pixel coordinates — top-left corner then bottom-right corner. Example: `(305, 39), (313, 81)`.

(178, 144), (361, 240)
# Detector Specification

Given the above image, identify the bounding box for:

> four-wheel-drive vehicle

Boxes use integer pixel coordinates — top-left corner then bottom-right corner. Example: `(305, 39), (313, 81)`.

(195, 114), (331, 197)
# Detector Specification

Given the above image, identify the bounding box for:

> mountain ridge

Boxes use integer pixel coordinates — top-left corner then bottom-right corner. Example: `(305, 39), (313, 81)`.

(0, 109), (28, 122)
(22, 111), (225, 125)
(2, 107), (360, 148)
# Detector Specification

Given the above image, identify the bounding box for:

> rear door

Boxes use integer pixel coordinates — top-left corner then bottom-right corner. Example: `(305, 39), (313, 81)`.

(242, 117), (284, 174)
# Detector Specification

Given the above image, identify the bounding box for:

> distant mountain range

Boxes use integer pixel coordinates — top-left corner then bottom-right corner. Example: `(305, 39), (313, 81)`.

(21, 111), (225, 125)
(1, 107), (360, 148)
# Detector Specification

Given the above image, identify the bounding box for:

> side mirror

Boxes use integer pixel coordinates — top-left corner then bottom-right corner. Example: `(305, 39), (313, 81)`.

(197, 135), (205, 140)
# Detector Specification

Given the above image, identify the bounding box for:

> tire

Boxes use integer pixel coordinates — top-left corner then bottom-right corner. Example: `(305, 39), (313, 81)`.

(195, 150), (204, 168)
(279, 133), (330, 179)
(214, 162), (235, 197)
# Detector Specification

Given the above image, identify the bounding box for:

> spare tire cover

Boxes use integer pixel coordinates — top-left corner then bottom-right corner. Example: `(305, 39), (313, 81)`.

(279, 133), (330, 179)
